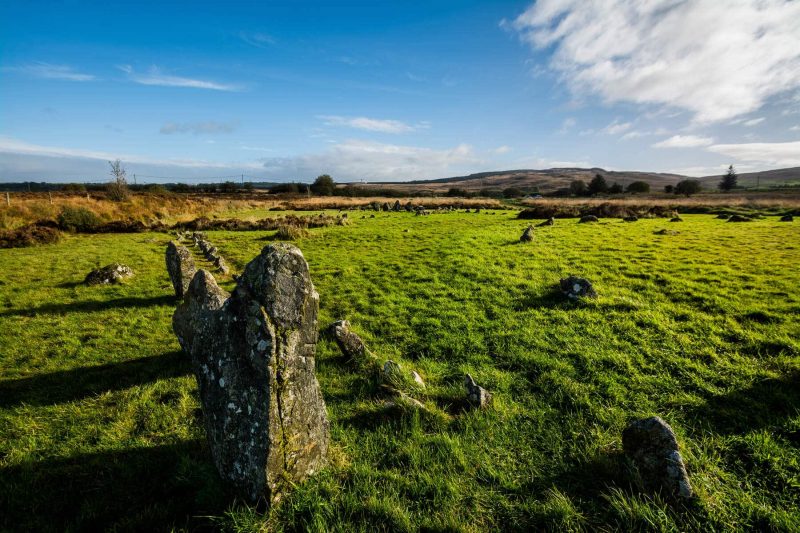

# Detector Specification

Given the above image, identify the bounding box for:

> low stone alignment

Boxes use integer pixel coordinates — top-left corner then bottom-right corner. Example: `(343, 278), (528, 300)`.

(559, 276), (597, 299)
(165, 241), (196, 297)
(185, 232), (230, 275)
(622, 416), (693, 499)
(84, 263), (133, 285)
(173, 244), (329, 503)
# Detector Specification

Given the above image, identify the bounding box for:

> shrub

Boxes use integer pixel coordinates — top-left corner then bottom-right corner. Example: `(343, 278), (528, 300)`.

(674, 179), (702, 197)
(569, 180), (587, 196)
(626, 181), (650, 194)
(106, 159), (130, 201)
(588, 174), (609, 195)
(57, 206), (101, 232)
(311, 175), (335, 196)
(503, 187), (525, 198)
(608, 182), (624, 194)
(274, 224), (309, 240)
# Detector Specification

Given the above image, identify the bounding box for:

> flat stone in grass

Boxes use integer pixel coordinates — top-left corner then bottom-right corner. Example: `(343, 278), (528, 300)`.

(84, 264), (133, 285)
(655, 229), (679, 235)
(780, 214), (794, 222)
(727, 214), (753, 222)
(579, 215), (599, 223)
(670, 216), (683, 222)
(623, 215), (638, 222)
(519, 225), (534, 242)
(622, 416), (693, 499)
(559, 276), (597, 299)
(464, 374), (492, 409)
(166, 241), (196, 298)
(173, 244), (329, 503)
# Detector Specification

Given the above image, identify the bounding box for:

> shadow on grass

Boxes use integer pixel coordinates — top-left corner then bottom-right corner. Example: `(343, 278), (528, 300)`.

(0, 439), (229, 533)
(516, 289), (582, 311)
(0, 294), (176, 317)
(686, 370), (800, 436)
(0, 351), (191, 408)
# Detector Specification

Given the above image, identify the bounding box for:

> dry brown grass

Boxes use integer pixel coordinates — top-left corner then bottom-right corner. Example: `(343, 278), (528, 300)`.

(284, 196), (503, 210)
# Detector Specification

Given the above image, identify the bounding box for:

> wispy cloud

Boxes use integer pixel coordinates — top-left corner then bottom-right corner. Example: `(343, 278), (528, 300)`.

(743, 117), (765, 127)
(10, 62), (95, 81)
(511, 0), (800, 123)
(492, 146), (512, 154)
(318, 115), (421, 134)
(118, 65), (242, 91)
(601, 120), (632, 135)
(160, 121), (238, 135)
(653, 135), (714, 148)
(238, 31), (275, 48)
(707, 141), (800, 167)
(557, 117), (576, 134)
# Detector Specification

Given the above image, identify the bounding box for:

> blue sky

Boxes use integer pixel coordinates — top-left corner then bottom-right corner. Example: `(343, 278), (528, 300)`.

(1, 0), (799, 183)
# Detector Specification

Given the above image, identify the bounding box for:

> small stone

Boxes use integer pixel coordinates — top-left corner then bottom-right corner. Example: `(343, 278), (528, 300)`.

(655, 229), (679, 235)
(623, 215), (638, 222)
(84, 264), (134, 285)
(622, 416), (693, 499)
(411, 371), (425, 389)
(579, 215), (599, 223)
(670, 216), (683, 222)
(519, 225), (534, 242)
(464, 374), (492, 408)
(779, 214), (794, 222)
(326, 320), (371, 360)
(538, 217), (555, 227)
(727, 214), (752, 222)
(559, 276), (597, 299)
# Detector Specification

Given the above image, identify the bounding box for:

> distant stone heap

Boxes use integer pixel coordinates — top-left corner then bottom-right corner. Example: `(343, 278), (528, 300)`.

(173, 244), (329, 503)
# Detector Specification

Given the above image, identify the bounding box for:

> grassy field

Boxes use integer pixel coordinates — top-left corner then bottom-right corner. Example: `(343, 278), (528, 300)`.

(1, 212), (799, 531)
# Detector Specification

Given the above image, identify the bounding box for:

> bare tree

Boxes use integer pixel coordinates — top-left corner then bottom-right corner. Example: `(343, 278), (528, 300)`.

(107, 159), (129, 201)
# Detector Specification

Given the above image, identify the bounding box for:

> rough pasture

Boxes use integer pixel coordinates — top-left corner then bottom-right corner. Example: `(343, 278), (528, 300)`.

(0, 212), (798, 531)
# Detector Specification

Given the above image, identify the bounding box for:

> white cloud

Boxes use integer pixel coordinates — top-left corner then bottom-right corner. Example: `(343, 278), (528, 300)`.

(743, 117), (765, 126)
(789, 125), (799, 131)
(493, 145), (512, 154)
(260, 139), (480, 181)
(318, 115), (417, 134)
(558, 117), (576, 134)
(512, 0), (800, 123)
(602, 120), (632, 135)
(238, 31), (275, 48)
(10, 62), (95, 81)
(653, 135), (714, 148)
(160, 121), (237, 135)
(119, 65), (242, 91)
(707, 141), (800, 167)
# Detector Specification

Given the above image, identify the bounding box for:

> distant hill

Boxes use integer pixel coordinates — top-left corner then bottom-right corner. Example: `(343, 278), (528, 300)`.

(699, 167), (800, 188)
(348, 168), (688, 194)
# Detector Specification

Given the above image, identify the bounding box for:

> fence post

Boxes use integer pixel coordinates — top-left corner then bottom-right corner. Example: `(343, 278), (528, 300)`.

(5, 192), (9, 207)
(49, 192), (53, 204)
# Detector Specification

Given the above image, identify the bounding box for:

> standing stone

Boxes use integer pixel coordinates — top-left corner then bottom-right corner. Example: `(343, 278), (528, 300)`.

(166, 241), (196, 298)
(326, 320), (371, 360)
(84, 264), (134, 285)
(559, 276), (597, 299)
(622, 417), (693, 499)
(392, 200), (401, 212)
(173, 244), (329, 503)
(538, 217), (555, 227)
(520, 225), (534, 242)
(464, 374), (492, 408)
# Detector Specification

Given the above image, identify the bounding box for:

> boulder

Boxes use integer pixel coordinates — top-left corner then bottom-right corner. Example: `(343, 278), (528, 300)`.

(84, 264), (133, 285)
(727, 214), (752, 222)
(519, 225), (534, 242)
(538, 217), (555, 227)
(166, 241), (196, 297)
(579, 215), (599, 223)
(173, 244), (329, 503)
(559, 276), (597, 299)
(326, 319), (371, 360)
(622, 416), (693, 499)
(464, 374), (492, 409)
(780, 214), (794, 222)
(392, 200), (401, 212)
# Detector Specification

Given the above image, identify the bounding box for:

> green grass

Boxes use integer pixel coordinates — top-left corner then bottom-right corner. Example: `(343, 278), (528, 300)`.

(1, 213), (799, 532)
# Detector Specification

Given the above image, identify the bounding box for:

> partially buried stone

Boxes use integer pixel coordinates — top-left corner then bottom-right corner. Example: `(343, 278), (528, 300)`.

(727, 214), (752, 222)
(559, 275), (597, 299)
(84, 263), (133, 285)
(464, 374), (492, 408)
(166, 241), (196, 297)
(622, 416), (693, 499)
(538, 217), (555, 227)
(579, 215), (599, 223)
(670, 216), (683, 222)
(172, 244), (329, 503)
(780, 214), (794, 222)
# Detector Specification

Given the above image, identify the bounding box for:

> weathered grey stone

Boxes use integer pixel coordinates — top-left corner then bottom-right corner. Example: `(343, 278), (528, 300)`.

(84, 264), (133, 285)
(538, 217), (555, 227)
(520, 225), (534, 242)
(173, 244), (329, 503)
(559, 276), (597, 299)
(622, 416), (693, 499)
(464, 374), (492, 408)
(392, 200), (402, 212)
(579, 215), (599, 223)
(779, 214), (794, 222)
(166, 241), (196, 298)
(727, 214), (752, 222)
(326, 320), (371, 360)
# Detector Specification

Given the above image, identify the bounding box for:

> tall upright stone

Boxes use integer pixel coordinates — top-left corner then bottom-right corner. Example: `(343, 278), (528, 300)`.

(166, 241), (196, 298)
(622, 416), (692, 499)
(173, 244), (329, 503)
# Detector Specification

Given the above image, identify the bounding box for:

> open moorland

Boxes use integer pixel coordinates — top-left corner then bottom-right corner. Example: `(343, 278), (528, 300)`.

(1, 203), (799, 531)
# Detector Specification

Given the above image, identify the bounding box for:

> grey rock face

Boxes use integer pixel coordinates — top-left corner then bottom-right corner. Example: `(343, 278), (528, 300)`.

(559, 276), (597, 299)
(622, 416), (693, 499)
(464, 374), (492, 408)
(173, 244), (329, 503)
(84, 264), (133, 285)
(520, 225), (534, 242)
(166, 241), (196, 297)
(579, 215), (599, 223)
(327, 320), (370, 360)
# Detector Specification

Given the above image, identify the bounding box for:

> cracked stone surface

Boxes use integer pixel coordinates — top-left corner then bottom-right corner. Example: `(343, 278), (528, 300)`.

(464, 374), (492, 408)
(173, 244), (329, 503)
(622, 416), (693, 499)
(84, 263), (133, 285)
(165, 241), (196, 297)
(559, 276), (597, 299)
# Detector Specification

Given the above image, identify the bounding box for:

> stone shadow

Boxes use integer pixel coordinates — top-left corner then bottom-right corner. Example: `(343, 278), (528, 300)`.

(0, 294), (175, 317)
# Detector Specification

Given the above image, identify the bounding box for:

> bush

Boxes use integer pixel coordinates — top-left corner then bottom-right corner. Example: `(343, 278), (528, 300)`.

(569, 180), (587, 196)
(311, 175), (335, 196)
(275, 224), (309, 240)
(626, 181), (650, 194)
(674, 179), (702, 197)
(588, 174), (609, 195)
(608, 183), (624, 194)
(503, 187), (525, 198)
(57, 206), (101, 232)
(106, 160), (130, 201)
(664, 185), (674, 193)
